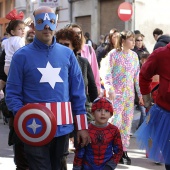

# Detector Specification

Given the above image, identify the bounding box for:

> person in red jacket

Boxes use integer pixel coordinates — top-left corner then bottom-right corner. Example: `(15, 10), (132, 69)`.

(135, 43), (170, 170)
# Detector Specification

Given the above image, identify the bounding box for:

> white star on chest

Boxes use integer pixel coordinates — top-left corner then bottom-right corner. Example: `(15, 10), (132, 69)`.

(37, 62), (63, 89)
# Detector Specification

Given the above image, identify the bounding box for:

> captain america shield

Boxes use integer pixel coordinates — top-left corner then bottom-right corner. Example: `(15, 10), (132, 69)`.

(14, 104), (57, 146)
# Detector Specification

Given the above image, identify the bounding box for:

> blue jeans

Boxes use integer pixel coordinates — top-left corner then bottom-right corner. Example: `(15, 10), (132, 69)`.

(24, 134), (69, 170)
(15, 143), (29, 170)
(138, 105), (146, 127)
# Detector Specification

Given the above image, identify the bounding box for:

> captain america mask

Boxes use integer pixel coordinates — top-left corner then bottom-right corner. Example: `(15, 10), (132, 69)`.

(34, 13), (58, 31)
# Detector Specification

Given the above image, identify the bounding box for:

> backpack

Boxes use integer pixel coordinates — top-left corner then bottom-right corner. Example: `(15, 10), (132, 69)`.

(88, 45), (92, 54)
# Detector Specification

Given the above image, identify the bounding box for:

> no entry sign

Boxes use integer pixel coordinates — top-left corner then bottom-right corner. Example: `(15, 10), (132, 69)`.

(118, 2), (133, 21)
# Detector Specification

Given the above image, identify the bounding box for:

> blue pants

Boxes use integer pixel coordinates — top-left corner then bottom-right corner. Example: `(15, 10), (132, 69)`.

(166, 165), (170, 170)
(24, 134), (69, 170)
(15, 143), (29, 170)
(138, 105), (146, 127)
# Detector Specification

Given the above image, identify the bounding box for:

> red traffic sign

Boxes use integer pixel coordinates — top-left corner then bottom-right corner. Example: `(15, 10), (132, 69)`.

(14, 104), (57, 146)
(118, 2), (133, 21)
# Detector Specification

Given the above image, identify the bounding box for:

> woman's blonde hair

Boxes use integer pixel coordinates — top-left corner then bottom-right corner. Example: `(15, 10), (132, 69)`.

(116, 30), (135, 51)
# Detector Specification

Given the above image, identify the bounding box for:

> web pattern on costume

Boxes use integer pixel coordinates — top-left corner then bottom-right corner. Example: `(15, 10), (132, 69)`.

(73, 124), (123, 169)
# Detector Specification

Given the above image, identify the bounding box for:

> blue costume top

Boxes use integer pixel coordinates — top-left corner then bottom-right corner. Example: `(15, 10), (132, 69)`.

(6, 36), (87, 137)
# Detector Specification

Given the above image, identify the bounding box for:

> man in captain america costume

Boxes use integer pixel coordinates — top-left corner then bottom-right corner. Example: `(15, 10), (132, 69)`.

(73, 97), (123, 170)
(5, 6), (90, 170)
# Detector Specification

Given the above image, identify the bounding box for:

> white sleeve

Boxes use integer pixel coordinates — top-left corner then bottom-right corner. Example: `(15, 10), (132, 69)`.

(4, 37), (25, 67)
(87, 40), (92, 46)
(13, 37), (25, 52)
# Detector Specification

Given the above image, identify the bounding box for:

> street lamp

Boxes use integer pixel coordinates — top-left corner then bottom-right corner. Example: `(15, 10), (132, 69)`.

(26, 0), (31, 17)
(26, 0), (38, 17)
(68, 0), (84, 2)
(31, 0), (38, 13)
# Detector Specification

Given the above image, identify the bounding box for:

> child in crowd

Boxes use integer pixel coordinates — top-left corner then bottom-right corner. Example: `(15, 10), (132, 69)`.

(101, 31), (143, 165)
(4, 9), (25, 75)
(73, 97), (123, 170)
(137, 51), (150, 126)
(139, 51), (159, 104)
(139, 51), (150, 65)
(136, 51), (159, 161)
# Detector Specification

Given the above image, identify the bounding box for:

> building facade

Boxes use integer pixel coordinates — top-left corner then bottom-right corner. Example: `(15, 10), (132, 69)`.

(65, 0), (170, 52)
(67, 0), (133, 45)
(1, 0), (170, 52)
(0, 0), (15, 38)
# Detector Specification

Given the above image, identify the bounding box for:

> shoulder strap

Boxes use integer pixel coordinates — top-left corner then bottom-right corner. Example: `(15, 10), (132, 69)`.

(151, 84), (159, 93)
(88, 45), (92, 54)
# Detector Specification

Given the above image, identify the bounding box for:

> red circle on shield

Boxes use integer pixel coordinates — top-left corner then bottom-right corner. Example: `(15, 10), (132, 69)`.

(14, 104), (57, 146)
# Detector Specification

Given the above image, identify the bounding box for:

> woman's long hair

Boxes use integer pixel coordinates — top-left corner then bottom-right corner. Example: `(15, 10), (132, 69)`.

(56, 28), (82, 55)
(116, 30), (135, 51)
(64, 23), (86, 50)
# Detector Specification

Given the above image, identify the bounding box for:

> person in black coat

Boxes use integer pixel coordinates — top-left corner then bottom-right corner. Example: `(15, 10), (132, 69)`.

(153, 28), (170, 51)
(56, 28), (98, 169)
(132, 33), (149, 63)
(96, 28), (119, 68)
(56, 29), (98, 105)
(0, 50), (7, 91)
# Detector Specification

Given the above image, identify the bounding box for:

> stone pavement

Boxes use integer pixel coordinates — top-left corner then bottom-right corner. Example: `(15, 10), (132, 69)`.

(67, 136), (164, 170)
(0, 117), (164, 170)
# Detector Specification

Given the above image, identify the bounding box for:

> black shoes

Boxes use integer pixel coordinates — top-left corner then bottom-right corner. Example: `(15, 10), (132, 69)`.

(119, 151), (131, 165)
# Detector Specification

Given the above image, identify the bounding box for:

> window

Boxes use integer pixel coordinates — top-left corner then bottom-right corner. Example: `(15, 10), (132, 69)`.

(0, 2), (2, 17)
(5, 0), (12, 14)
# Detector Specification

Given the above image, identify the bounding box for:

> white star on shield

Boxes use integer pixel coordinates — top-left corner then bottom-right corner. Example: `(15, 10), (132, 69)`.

(37, 62), (63, 89)
(27, 119), (41, 134)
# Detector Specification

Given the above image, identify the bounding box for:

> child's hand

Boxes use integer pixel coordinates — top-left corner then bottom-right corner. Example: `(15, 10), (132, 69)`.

(106, 89), (115, 102)
(139, 96), (144, 106)
(142, 94), (152, 108)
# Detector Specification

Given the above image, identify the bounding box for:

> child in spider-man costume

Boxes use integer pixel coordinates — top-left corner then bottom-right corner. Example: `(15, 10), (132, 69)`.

(73, 97), (123, 170)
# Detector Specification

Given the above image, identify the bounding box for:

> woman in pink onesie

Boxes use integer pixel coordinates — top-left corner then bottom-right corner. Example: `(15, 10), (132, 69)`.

(103, 30), (143, 165)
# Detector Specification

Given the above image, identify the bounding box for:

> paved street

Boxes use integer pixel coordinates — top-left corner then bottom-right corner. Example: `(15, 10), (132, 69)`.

(0, 116), (164, 170)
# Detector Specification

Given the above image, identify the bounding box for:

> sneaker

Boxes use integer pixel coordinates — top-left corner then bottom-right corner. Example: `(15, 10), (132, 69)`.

(3, 117), (8, 124)
(119, 151), (131, 165)
(155, 162), (161, 165)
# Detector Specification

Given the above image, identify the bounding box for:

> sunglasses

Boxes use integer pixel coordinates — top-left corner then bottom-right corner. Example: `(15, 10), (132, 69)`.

(136, 39), (143, 42)
(59, 42), (70, 47)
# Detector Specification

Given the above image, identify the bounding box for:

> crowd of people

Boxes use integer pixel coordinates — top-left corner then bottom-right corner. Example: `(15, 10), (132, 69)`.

(0, 5), (170, 170)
